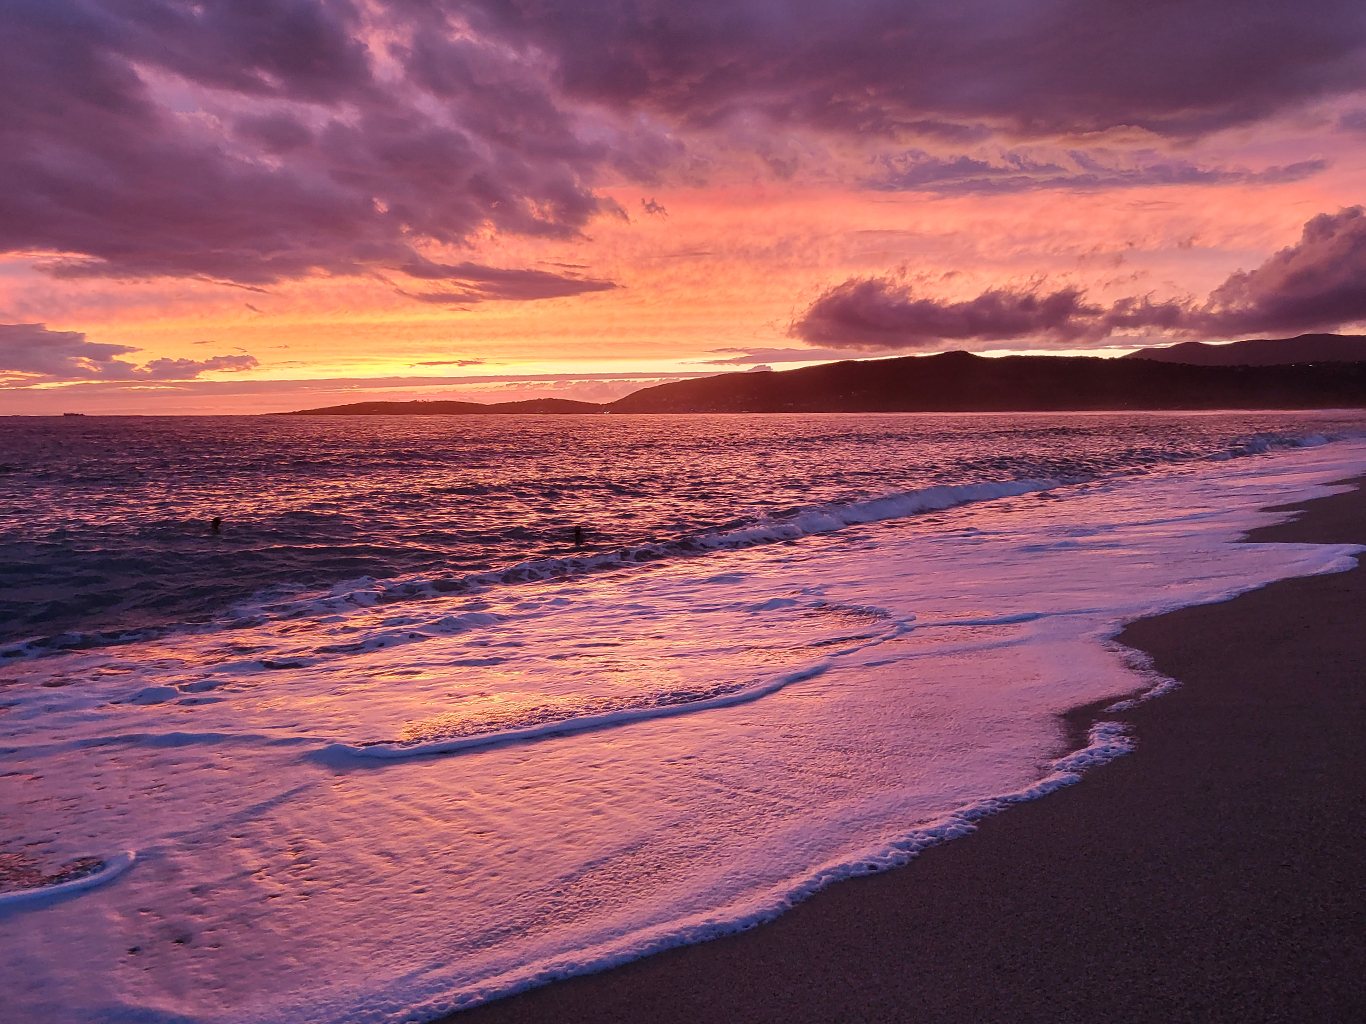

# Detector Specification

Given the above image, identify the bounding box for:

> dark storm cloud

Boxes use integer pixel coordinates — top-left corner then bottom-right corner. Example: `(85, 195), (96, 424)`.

(792, 208), (1366, 348)
(458, 0), (1366, 138)
(794, 280), (1116, 348)
(0, 0), (631, 291)
(1200, 206), (1366, 335)
(867, 152), (1329, 195)
(3, 0), (1365, 292)
(0, 323), (258, 381)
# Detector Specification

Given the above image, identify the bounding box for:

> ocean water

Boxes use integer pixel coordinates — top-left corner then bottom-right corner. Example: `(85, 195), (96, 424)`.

(3, 412), (1366, 1023)
(6, 411), (1366, 651)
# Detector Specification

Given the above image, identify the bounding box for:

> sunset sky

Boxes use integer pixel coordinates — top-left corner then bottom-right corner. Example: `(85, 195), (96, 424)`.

(5, 0), (1366, 413)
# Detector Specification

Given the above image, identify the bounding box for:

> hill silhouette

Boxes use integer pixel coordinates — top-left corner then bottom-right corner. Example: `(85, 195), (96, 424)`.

(1122, 333), (1366, 366)
(288, 397), (602, 415)
(288, 351), (1366, 415)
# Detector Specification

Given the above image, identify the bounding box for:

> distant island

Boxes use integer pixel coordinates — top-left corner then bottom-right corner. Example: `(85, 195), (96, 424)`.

(289, 397), (604, 416)
(289, 335), (1366, 415)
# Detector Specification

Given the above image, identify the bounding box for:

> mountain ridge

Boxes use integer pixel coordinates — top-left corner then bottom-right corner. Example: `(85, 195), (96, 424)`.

(286, 397), (603, 415)
(1121, 333), (1366, 366)
(287, 349), (1366, 415)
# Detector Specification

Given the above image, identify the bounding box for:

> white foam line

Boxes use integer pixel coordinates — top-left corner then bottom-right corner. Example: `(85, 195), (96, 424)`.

(329, 619), (912, 762)
(401, 720), (1135, 1020)
(1102, 643), (1183, 712)
(0, 851), (136, 912)
(330, 662), (833, 761)
(918, 612), (1047, 628)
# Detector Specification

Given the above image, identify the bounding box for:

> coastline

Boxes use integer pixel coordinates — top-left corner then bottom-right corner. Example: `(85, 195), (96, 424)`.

(443, 475), (1366, 1024)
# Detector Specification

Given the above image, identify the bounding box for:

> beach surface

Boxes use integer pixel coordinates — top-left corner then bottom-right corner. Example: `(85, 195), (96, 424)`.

(448, 476), (1366, 1024)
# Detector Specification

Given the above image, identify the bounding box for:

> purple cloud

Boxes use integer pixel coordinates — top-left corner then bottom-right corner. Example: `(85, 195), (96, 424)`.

(395, 261), (616, 303)
(795, 281), (1110, 348)
(1200, 207), (1366, 335)
(867, 151), (1328, 195)
(0, 0), (636, 292)
(0, 323), (258, 382)
(461, 0), (1366, 138)
(792, 208), (1366, 348)
(1340, 109), (1366, 133)
(3, 0), (1364, 298)
(137, 355), (260, 379)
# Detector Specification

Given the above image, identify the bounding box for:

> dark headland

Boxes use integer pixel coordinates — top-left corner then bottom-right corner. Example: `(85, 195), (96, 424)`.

(289, 340), (1366, 416)
(287, 397), (603, 416)
(442, 479), (1366, 1023)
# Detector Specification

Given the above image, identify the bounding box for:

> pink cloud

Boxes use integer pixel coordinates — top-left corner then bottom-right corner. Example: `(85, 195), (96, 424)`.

(0, 323), (257, 381)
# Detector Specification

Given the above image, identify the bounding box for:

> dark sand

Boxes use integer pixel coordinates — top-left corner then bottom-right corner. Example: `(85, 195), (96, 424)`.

(447, 479), (1366, 1024)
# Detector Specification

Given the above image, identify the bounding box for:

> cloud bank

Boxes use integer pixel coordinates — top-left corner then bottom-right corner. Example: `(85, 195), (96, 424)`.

(0, 323), (257, 382)
(461, 0), (1366, 138)
(1, 0), (645, 294)
(395, 261), (616, 303)
(3, 0), (1366, 298)
(793, 208), (1366, 348)
(866, 151), (1329, 195)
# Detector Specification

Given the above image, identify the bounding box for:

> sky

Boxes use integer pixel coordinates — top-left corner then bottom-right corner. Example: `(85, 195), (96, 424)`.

(4, 0), (1366, 414)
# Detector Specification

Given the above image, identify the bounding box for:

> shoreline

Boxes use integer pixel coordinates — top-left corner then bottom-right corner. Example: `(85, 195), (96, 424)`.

(443, 475), (1366, 1024)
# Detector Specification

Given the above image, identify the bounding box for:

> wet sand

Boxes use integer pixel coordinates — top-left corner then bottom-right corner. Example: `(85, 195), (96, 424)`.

(446, 477), (1366, 1024)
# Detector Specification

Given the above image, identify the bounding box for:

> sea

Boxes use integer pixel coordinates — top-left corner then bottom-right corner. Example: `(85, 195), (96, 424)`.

(3, 411), (1366, 1023)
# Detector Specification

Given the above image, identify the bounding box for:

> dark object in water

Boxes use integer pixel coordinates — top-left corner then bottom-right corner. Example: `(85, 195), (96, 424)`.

(210, 516), (222, 534)
(574, 525), (585, 547)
